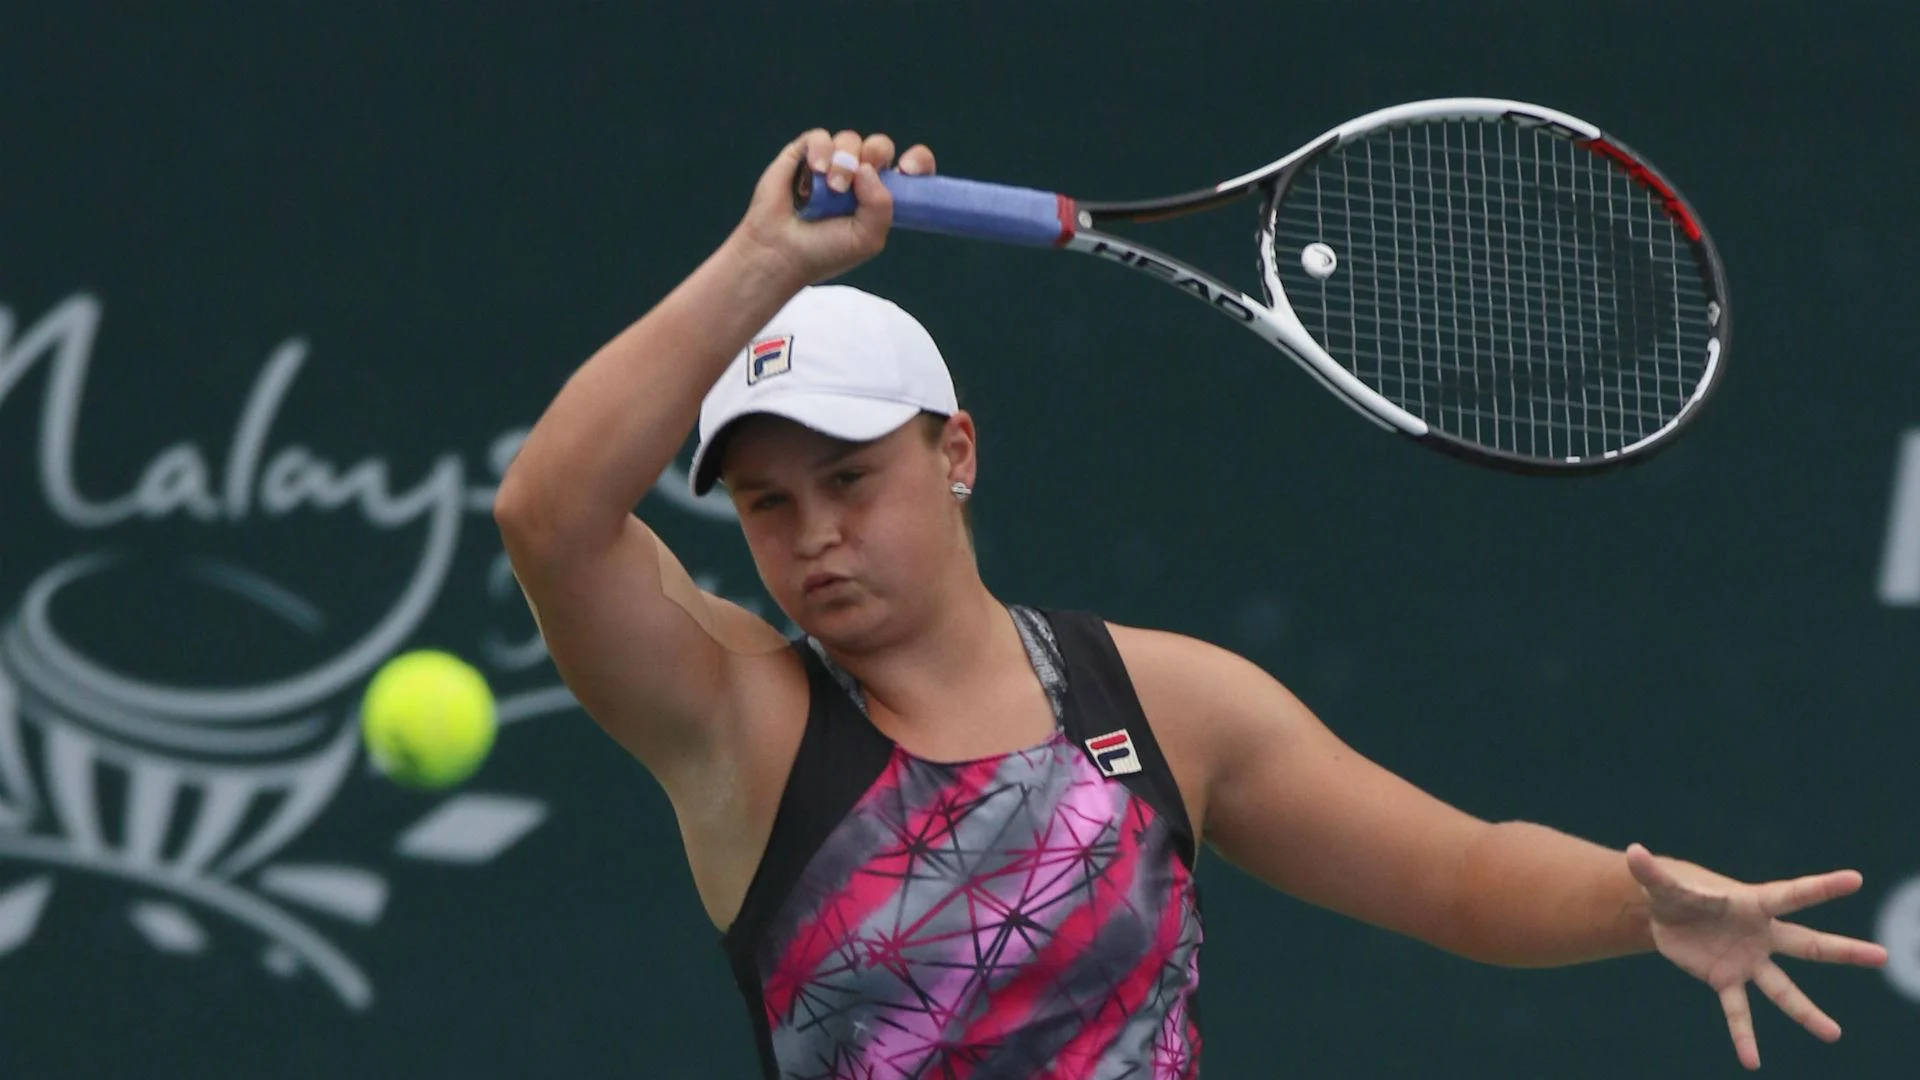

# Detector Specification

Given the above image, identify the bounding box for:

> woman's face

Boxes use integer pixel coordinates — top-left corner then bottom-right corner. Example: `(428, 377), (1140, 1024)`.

(719, 412), (975, 648)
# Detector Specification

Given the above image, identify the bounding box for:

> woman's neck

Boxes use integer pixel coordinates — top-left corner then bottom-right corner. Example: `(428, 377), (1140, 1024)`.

(827, 577), (1021, 726)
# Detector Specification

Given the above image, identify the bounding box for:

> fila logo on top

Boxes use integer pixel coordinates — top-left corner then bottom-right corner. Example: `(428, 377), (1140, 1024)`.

(1085, 729), (1142, 777)
(748, 335), (793, 384)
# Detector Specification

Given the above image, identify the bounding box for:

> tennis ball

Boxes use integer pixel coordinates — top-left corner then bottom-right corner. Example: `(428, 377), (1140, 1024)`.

(359, 650), (496, 789)
(1301, 241), (1338, 279)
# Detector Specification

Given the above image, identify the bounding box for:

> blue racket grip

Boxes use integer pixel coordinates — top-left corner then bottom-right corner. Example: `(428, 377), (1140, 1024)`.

(793, 169), (1075, 248)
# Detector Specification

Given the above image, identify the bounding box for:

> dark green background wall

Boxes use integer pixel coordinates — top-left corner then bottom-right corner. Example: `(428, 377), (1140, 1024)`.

(3, 4), (1916, 1076)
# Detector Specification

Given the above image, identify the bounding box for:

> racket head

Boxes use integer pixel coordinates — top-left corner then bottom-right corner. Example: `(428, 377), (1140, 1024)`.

(1258, 99), (1730, 473)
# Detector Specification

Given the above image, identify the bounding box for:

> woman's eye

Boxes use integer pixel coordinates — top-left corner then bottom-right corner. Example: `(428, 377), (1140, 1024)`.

(750, 494), (786, 512)
(832, 470), (865, 488)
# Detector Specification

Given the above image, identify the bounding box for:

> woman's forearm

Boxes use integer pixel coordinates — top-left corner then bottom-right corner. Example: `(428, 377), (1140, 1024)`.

(496, 232), (803, 555)
(1448, 820), (1677, 968)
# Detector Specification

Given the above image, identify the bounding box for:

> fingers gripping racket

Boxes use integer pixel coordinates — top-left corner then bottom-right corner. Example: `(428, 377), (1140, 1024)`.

(796, 99), (1730, 473)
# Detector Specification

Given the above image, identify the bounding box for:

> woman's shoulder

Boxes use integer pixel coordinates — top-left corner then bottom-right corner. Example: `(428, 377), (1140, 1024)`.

(1071, 617), (1296, 739)
(1017, 608), (1252, 687)
(1078, 618), (1264, 851)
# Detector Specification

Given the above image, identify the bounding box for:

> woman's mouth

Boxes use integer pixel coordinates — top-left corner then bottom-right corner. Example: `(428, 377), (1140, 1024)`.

(802, 572), (849, 596)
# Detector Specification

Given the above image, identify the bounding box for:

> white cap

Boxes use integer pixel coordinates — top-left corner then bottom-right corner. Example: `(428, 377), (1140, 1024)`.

(688, 285), (957, 495)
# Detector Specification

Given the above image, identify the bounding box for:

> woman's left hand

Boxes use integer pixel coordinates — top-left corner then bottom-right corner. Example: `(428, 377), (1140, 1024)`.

(1627, 843), (1889, 1070)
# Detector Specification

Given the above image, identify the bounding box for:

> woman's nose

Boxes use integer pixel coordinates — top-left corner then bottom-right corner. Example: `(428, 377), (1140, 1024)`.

(794, 500), (841, 558)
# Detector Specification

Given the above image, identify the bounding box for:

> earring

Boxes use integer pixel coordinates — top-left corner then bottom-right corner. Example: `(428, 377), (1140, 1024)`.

(950, 481), (972, 503)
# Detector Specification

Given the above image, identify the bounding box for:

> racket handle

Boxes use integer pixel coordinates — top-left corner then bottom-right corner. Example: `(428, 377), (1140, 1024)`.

(793, 169), (1075, 247)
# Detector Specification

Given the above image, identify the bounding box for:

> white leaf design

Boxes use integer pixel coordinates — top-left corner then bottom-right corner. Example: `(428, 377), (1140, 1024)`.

(0, 875), (55, 956)
(395, 794), (547, 864)
(257, 863), (388, 925)
(128, 900), (209, 954)
(0, 669), (34, 829)
(262, 942), (300, 977)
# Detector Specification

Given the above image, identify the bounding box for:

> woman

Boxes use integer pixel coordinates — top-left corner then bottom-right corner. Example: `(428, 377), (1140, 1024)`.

(494, 129), (1887, 1077)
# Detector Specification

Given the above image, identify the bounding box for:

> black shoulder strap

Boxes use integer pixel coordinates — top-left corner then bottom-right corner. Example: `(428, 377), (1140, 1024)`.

(720, 642), (894, 1078)
(1044, 609), (1197, 869)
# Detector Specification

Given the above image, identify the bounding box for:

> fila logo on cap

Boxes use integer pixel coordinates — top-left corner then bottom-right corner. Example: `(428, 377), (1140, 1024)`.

(1085, 729), (1141, 777)
(747, 335), (793, 384)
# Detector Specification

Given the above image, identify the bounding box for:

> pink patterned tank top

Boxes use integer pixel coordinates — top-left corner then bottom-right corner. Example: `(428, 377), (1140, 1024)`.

(720, 607), (1204, 1078)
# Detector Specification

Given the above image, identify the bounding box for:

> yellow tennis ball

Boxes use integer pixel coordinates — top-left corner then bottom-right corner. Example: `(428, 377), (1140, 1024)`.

(359, 650), (496, 789)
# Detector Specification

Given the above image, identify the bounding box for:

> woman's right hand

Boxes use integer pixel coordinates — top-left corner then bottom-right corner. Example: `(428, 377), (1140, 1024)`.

(732, 128), (937, 288)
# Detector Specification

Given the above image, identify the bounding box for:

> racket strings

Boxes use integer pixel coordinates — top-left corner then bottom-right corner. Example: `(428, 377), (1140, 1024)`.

(1268, 118), (1712, 462)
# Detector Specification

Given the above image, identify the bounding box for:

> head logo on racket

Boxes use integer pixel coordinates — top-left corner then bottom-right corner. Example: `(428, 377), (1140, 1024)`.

(1085, 729), (1142, 777)
(747, 335), (793, 384)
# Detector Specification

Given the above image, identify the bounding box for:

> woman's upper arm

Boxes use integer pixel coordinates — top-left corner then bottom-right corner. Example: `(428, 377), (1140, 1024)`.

(499, 511), (791, 778)
(1116, 626), (1492, 949)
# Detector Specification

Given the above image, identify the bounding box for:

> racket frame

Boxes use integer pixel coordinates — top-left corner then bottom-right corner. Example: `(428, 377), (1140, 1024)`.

(794, 97), (1732, 474)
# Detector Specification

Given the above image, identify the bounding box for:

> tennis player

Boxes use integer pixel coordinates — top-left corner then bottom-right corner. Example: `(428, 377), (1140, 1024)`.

(494, 129), (1887, 1077)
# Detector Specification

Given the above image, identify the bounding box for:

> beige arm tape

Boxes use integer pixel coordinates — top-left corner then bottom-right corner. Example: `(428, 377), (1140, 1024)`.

(647, 524), (790, 656)
(505, 521), (788, 658)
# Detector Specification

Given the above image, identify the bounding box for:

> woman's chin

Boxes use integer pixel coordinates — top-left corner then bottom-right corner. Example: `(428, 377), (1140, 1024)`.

(796, 591), (890, 645)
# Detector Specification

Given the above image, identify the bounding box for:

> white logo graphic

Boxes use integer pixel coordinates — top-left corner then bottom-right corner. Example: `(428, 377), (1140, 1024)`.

(1878, 429), (1920, 606)
(0, 293), (765, 1009)
(1877, 874), (1920, 1002)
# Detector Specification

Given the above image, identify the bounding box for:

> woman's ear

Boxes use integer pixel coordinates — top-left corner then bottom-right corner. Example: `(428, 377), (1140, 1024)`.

(941, 410), (978, 486)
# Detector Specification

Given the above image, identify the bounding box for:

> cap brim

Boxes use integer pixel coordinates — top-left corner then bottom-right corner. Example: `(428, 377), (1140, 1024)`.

(689, 392), (924, 496)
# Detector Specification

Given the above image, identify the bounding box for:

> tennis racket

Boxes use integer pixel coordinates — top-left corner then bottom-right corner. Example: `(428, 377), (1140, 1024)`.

(795, 98), (1730, 473)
